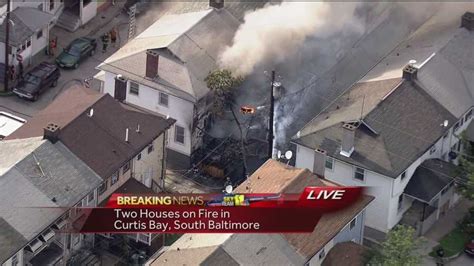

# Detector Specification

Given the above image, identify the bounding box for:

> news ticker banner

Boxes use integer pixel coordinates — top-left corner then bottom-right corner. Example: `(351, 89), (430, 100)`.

(75, 187), (364, 234)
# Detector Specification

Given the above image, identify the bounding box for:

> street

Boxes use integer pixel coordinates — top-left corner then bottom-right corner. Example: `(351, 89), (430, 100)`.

(0, 1), (207, 120)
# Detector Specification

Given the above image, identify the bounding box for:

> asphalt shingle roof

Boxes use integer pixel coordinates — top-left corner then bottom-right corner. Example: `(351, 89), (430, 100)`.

(58, 95), (175, 178)
(404, 159), (458, 202)
(294, 80), (457, 178)
(0, 137), (102, 263)
(98, 8), (239, 102)
(0, 7), (53, 45)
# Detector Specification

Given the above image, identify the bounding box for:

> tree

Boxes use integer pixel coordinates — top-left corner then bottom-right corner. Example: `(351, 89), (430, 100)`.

(456, 133), (474, 200)
(205, 69), (243, 116)
(369, 225), (420, 266)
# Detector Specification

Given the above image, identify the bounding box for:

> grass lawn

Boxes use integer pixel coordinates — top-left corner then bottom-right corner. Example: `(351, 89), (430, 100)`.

(430, 227), (469, 258)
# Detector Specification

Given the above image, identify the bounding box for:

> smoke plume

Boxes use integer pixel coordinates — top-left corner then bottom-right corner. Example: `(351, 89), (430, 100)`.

(219, 2), (364, 77)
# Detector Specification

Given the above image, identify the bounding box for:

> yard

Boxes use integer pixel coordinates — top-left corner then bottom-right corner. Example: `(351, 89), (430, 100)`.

(430, 207), (474, 258)
(430, 227), (469, 258)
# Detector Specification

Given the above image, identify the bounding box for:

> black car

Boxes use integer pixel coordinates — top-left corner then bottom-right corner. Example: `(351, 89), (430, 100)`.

(56, 37), (97, 69)
(13, 62), (60, 101)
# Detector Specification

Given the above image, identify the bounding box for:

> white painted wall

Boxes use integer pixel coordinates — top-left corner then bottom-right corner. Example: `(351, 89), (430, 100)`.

(81, 0), (97, 25)
(1, 250), (23, 266)
(296, 144), (394, 233)
(308, 238), (334, 266)
(103, 71), (194, 156)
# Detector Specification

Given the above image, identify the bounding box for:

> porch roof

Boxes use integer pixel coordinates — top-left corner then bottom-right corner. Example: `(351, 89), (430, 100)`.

(404, 159), (458, 203)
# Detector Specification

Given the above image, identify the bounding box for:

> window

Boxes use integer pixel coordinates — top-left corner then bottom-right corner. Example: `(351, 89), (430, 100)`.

(138, 233), (151, 244)
(137, 152), (142, 161)
(12, 254), (19, 266)
(98, 182), (107, 195)
(26, 40), (31, 47)
(159, 92), (169, 107)
(37, 29), (43, 39)
(129, 82), (139, 95)
(49, 0), (54, 10)
(325, 157), (334, 170)
(73, 234), (80, 245)
(111, 172), (119, 185)
(87, 192), (94, 203)
(38, 3), (43, 11)
(443, 131), (449, 139)
(430, 145), (436, 155)
(401, 171), (406, 180)
(175, 125), (185, 144)
(398, 194), (403, 211)
(454, 121), (461, 132)
(147, 144), (154, 154)
(466, 109), (473, 122)
(350, 217), (356, 230)
(354, 167), (365, 181)
(122, 161), (131, 174)
(319, 249), (326, 260)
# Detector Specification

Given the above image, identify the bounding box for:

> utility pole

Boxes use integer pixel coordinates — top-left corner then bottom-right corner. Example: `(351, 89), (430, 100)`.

(268, 70), (275, 159)
(3, 0), (10, 92)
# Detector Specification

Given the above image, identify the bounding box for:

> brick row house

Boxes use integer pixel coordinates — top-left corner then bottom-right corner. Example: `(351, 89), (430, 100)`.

(6, 85), (176, 251)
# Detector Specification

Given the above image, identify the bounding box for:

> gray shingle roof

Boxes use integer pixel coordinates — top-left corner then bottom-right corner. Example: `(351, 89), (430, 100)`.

(98, 9), (239, 102)
(404, 159), (458, 202)
(0, 137), (102, 263)
(417, 28), (474, 118)
(0, 218), (28, 263)
(294, 80), (457, 178)
(0, 7), (53, 45)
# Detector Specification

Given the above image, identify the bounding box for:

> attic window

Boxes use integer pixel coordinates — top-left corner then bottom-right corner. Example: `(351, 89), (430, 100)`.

(401, 171), (406, 180)
(129, 82), (139, 95)
(466, 109), (473, 122)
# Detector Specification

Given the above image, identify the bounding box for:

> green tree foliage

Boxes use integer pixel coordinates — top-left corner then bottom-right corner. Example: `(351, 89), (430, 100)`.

(456, 133), (474, 200)
(205, 69), (243, 116)
(369, 225), (420, 266)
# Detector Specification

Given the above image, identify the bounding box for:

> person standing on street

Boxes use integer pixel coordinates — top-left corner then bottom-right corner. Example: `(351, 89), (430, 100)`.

(101, 33), (110, 53)
(110, 27), (118, 48)
(18, 61), (23, 81)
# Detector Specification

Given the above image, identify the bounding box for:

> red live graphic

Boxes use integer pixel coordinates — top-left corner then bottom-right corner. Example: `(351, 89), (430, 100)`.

(73, 186), (365, 234)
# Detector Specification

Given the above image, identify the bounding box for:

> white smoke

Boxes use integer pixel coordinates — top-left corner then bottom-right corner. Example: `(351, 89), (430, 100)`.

(219, 2), (364, 77)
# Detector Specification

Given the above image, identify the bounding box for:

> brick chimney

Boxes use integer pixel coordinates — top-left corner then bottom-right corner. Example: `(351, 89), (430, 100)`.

(145, 50), (159, 79)
(43, 123), (60, 144)
(402, 64), (418, 81)
(114, 75), (127, 102)
(313, 148), (327, 177)
(340, 123), (356, 157)
(461, 12), (474, 31)
(209, 0), (224, 9)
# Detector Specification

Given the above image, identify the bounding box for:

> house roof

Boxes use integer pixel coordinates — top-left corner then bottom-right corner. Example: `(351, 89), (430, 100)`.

(7, 85), (104, 140)
(100, 178), (157, 206)
(322, 241), (367, 266)
(417, 28), (474, 118)
(98, 9), (239, 103)
(58, 94), (175, 178)
(0, 137), (102, 263)
(151, 160), (373, 265)
(0, 218), (28, 263)
(0, 7), (53, 45)
(404, 159), (458, 203)
(293, 79), (457, 178)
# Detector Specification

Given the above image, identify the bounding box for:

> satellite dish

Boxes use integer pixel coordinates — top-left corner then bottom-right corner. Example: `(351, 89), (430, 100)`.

(284, 151), (293, 160)
(277, 150), (282, 159)
(442, 120), (449, 127)
(225, 185), (233, 194)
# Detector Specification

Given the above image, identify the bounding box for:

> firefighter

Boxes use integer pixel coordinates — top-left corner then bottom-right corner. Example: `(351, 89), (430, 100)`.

(49, 38), (57, 57)
(110, 27), (118, 48)
(101, 32), (110, 53)
(8, 65), (15, 81)
(18, 61), (24, 81)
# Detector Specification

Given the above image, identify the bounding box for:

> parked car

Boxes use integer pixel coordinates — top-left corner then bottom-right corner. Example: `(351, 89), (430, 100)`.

(12, 62), (60, 101)
(465, 237), (474, 257)
(56, 37), (97, 69)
